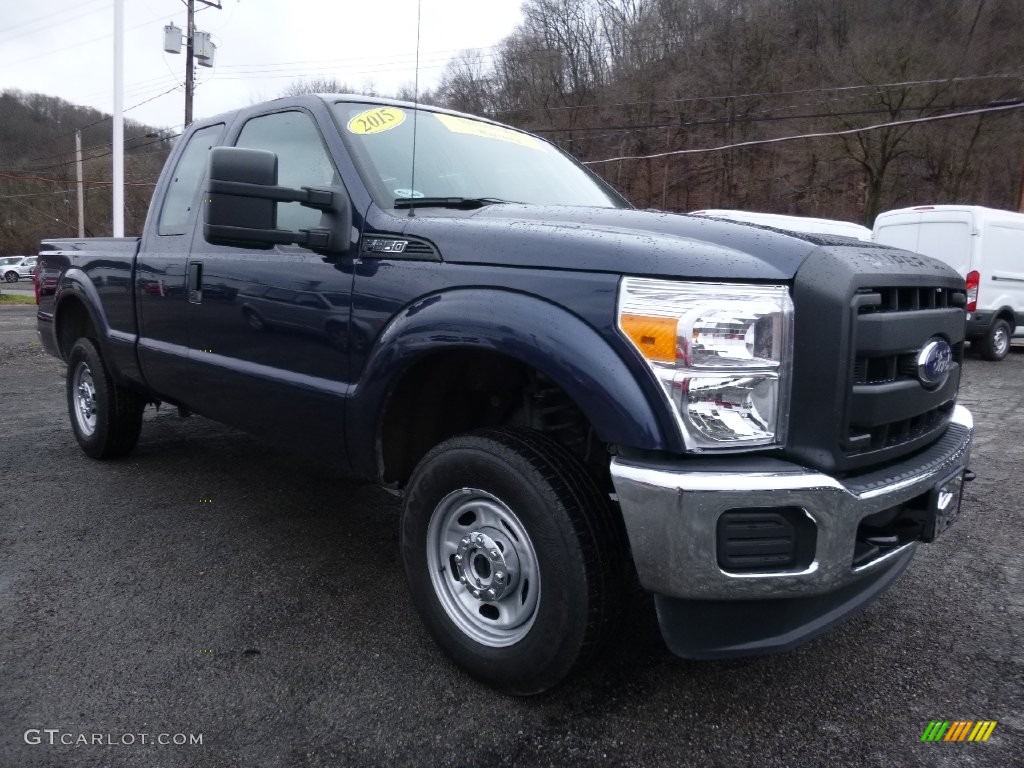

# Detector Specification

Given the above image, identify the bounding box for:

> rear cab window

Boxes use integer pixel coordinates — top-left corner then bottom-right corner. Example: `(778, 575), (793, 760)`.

(158, 123), (225, 236)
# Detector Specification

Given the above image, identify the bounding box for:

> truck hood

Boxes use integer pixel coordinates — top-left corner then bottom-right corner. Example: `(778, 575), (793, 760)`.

(391, 205), (828, 281)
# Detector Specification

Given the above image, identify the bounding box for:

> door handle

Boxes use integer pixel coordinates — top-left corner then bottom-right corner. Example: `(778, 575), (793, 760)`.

(187, 261), (203, 304)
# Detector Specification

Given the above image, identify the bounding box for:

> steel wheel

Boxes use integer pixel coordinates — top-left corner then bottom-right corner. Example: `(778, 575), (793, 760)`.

(72, 361), (98, 437)
(992, 324), (1009, 357)
(401, 428), (627, 694)
(65, 338), (144, 459)
(979, 318), (1012, 361)
(426, 488), (541, 647)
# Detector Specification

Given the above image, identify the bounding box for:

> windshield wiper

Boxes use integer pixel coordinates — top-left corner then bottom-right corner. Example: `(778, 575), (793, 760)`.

(393, 196), (517, 210)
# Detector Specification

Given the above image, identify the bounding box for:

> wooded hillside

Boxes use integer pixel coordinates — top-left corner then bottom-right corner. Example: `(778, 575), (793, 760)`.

(433, 0), (1024, 223)
(0, 90), (170, 256)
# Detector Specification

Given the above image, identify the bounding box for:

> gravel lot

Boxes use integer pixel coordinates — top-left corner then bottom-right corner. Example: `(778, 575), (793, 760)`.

(0, 303), (1020, 767)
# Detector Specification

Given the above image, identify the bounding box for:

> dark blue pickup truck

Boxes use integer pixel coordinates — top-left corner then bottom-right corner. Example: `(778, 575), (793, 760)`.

(36, 95), (973, 694)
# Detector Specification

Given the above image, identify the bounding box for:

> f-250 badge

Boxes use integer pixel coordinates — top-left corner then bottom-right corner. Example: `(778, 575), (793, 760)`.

(363, 239), (408, 254)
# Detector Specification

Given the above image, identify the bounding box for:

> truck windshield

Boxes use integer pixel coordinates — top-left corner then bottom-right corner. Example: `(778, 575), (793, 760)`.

(332, 102), (626, 210)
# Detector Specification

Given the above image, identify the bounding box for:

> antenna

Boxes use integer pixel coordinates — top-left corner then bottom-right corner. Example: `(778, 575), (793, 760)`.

(407, 0), (422, 218)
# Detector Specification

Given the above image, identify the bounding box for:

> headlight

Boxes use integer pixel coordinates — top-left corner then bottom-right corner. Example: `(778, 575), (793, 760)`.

(618, 278), (794, 450)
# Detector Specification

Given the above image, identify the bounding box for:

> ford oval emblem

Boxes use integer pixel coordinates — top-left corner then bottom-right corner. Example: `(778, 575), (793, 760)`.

(916, 338), (953, 389)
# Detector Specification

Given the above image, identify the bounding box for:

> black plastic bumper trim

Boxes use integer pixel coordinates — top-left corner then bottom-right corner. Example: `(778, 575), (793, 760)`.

(653, 546), (914, 659)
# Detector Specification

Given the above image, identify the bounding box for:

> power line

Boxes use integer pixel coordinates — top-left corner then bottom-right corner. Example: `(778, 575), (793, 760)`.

(523, 72), (1024, 114)
(0, 7), (180, 69)
(0, 190), (75, 200)
(530, 102), (1006, 135)
(0, 0), (108, 44)
(0, 172), (159, 186)
(2, 134), (178, 175)
(583, 102), (1024, 165)
(7, 86), (184, 169)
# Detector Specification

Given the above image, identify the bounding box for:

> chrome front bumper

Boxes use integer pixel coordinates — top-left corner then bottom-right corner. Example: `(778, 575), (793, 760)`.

(610, 405), (973, 601)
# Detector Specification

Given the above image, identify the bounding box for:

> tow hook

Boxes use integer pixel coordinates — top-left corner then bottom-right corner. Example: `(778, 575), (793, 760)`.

(964, 469), (976, 482)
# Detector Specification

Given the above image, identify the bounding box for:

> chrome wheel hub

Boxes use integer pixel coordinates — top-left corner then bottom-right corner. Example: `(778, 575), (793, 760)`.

(72, 362), (98, 437)
(994, 326), (1009, 356)
(426, 488), (541, 647)
(455, 529), (520, 602)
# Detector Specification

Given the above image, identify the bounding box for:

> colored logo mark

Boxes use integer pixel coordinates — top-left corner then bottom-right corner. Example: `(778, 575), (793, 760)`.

(920, 720), (997, 742)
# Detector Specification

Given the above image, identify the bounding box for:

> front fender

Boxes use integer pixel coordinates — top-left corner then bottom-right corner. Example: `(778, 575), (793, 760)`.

(346, 288), (681, 478)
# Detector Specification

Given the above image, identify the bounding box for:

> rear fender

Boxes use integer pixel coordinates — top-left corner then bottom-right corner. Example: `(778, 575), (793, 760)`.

(54, 270), (142, 385)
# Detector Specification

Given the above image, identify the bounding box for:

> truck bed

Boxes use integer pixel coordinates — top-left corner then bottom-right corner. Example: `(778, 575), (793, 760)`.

(36, 236), (142, 364)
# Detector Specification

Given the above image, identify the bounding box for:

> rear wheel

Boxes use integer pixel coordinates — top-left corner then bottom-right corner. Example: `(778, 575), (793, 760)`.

(978, 318), (1012, 361)
(66, 338), (145, 458)
(4, 271), (17, 283)
(401, 427), (625, 695)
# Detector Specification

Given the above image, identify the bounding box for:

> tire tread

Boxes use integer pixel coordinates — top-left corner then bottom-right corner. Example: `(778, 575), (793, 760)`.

(67, 338), (144, 459)
(402, 426), (628, 692)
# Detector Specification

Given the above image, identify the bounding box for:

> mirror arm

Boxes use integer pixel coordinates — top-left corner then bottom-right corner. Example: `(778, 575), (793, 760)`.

(204, 224), (332, 249)
(207, 179), (335, 210)
(297, 229), (332, 249)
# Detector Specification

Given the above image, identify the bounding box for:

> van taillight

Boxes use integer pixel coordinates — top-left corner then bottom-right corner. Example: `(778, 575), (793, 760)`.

(965, 270), (979, 312)
(33, 265), (40, 305)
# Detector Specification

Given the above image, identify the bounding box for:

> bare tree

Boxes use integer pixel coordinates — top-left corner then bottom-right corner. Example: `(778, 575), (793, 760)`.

(280, 77), (356, 96)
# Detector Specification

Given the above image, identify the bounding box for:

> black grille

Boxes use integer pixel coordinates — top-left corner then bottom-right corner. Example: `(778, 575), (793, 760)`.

(843, 286), (966, 458)
(846, 400), (955, 453)
(851, 343), (965, 385)
(403, 239), (437, 257)
(855, 286), (966, 314)
(786, 245), (967, 474)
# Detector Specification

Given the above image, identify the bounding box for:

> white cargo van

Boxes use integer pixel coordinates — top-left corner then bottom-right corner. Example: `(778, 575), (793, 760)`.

(873, 205), (1024, 361)
(690, 209), (873, 241)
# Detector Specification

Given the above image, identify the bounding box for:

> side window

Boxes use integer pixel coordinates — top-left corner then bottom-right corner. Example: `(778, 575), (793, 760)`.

(158, 123), (224, 236)
(235, 111), (338, 233)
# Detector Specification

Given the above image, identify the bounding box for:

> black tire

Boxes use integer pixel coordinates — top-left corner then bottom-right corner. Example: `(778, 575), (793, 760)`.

(66, 338), (145, 459)
(978, 318), (1012, 361)
(401, 427), (626, 695)
(4, 271), (17, 283)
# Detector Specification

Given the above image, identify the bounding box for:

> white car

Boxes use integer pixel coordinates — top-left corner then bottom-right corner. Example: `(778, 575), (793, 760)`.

(1, 256), (37, 282)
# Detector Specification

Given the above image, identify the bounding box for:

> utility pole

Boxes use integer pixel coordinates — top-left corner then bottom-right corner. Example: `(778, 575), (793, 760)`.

(75, 131), (85, 238)
(184, 0), (195, 126)
(112, 0), (124, 237)
(182, 0), (221, 127)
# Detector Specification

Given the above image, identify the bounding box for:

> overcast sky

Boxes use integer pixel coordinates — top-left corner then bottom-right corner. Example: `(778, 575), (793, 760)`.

(0, 0), (524, 132)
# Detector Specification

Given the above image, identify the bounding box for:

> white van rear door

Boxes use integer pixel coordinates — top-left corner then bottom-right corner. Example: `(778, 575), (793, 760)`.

(984, 224), (1024, 318)
(873, 220), (921, 252)
(915, 220), (973, 277)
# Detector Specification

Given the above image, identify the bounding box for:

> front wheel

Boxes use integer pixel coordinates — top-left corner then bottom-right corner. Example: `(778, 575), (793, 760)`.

(66, 338), (145, 458)
(401, 428), (625, 695)
(978, 318), (1012, 361)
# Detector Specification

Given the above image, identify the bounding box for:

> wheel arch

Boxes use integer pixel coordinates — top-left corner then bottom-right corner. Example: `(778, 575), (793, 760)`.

(347, 288), (679, 486)
(993, 306), (1016, 328)
(54, 286), (105, 361)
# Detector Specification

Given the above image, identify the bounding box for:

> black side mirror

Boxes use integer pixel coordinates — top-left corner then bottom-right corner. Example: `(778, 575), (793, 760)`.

(203, 146), (352, 255)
